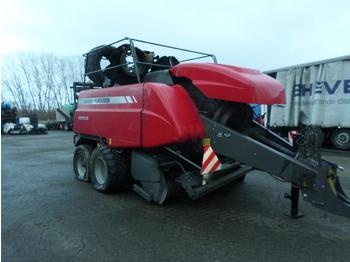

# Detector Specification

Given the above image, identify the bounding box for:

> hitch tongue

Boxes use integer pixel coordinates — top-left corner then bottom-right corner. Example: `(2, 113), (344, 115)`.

(200, 115), (350, 218)
(301, 164), (350, 218)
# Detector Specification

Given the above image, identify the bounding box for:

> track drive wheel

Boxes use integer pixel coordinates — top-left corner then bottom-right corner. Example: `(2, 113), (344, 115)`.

(90, 147), (132, 193)
(73, 144), (94, 182)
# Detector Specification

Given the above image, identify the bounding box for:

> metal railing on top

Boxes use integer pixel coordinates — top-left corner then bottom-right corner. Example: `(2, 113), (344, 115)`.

(83, 37), (217, 84)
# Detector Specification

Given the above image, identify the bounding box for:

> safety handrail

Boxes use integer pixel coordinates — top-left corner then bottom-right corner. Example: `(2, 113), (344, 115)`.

(83, 37), (217, 84)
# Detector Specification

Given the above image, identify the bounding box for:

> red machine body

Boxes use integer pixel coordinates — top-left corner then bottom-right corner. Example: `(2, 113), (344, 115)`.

(74, 63), (284, 148)
(170, 63), (285, 104)
(74, 83), (205, 147)
(74, 84), (143, 147)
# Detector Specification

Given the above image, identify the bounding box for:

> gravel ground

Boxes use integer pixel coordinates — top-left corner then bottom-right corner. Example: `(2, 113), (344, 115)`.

(2, 131), (350, 262)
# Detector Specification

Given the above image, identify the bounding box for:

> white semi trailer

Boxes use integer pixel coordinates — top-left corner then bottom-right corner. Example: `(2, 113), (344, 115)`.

(264, 55), (350, 150)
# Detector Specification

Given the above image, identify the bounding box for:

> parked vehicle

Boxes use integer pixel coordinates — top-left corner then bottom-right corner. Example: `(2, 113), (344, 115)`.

(1, 102), (47, 134)
(1, 102), (17, 128)
(55, 104), (74, 131)
(264, 55), (350, 150)
(46, 105), (74, 131)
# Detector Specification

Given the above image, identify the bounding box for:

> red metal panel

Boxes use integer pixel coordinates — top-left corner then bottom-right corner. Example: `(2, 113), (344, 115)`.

(142, 83), (205, 147)
(170, 63), (285, 104)
(74, 62), (283, 148)
(74, 84), (143, 147)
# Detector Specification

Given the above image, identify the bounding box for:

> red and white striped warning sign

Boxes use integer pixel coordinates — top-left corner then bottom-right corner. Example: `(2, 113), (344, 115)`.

(288, 130), (299, 145)
(201, 144), (222, 175)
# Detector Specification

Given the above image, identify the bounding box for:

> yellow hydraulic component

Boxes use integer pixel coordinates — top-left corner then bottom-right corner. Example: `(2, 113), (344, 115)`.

(327, 177), (337, 195)
(202, 138), (210, 146)
(327, 168), (337, 195)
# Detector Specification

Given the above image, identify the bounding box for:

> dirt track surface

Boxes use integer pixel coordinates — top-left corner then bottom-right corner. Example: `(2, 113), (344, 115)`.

(2, 132), (350, 262)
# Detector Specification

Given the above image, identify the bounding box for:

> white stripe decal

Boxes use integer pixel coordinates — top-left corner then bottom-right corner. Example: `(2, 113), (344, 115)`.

(125, 96), (133, 103)
(78, 96), (137, 105)
(132, 96), (137, 103)
(112, 96), (128, 104)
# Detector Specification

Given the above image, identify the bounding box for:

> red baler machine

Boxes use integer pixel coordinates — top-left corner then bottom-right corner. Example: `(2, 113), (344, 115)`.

(73, 38), (350, 218)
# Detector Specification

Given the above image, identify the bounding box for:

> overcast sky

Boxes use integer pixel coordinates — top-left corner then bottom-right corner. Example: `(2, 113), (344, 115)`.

(1, 0), (350, 70)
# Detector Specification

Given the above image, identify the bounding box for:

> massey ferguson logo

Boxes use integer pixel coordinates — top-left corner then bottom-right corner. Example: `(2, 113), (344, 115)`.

(293, 79), (350, 96)
(78, 96), (137, 105)
(78, 116), (89, 120)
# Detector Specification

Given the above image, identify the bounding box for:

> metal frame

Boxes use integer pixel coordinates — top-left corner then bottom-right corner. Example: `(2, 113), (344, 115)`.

(201, 115), (350, 218)
(71, 81), (97, 109)
(177, 165), (253, 200)
(82, 37), (218, 86)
